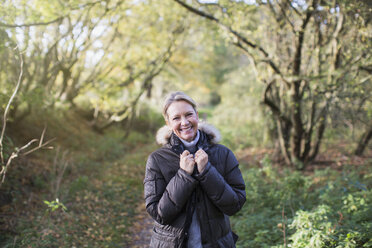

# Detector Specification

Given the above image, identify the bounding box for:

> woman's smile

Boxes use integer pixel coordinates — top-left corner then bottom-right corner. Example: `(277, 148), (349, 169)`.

(180, 126), (192, 132)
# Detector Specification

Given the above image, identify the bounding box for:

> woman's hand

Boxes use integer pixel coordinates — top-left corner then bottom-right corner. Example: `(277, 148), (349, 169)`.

(195, 149), (208, 173)
(180, 150), (195, 175)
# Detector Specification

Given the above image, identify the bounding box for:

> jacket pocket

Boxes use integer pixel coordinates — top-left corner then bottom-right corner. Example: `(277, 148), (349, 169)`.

(149, 227), (179, 248)
(217, 231), (236, 248)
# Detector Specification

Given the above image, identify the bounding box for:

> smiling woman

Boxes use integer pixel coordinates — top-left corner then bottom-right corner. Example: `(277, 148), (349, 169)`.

(144, 91), (246, 248)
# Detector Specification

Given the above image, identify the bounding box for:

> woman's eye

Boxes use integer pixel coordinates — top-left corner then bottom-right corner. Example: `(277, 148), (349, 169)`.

(173, 117), (180, 120)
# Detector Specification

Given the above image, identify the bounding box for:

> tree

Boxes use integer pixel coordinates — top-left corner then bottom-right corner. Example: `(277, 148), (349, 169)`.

(173, 0), (372, 168)
(0, 0), (188, 131)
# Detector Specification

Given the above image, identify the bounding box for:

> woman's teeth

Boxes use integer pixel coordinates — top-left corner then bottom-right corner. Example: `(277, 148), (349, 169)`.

(181, 126), (191, 132)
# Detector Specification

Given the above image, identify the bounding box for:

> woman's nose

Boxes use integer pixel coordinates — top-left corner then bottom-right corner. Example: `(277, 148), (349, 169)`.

(181, 116), (189, 125)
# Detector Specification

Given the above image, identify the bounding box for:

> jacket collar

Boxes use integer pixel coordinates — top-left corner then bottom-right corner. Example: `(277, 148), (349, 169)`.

(168, 130), (211, 155)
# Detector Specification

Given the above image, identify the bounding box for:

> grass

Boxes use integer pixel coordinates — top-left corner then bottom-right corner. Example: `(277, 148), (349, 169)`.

(0, 109), (158, 247)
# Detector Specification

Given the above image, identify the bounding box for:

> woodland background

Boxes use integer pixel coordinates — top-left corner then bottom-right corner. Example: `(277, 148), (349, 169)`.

(0, 0), (371, 247)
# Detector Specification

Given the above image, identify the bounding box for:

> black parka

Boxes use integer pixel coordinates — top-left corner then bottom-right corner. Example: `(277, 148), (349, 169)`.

(144, 123), (246, 248)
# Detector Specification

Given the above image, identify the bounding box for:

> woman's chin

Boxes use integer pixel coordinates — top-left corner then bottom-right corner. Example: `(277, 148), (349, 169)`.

(180, 133), (194, 142)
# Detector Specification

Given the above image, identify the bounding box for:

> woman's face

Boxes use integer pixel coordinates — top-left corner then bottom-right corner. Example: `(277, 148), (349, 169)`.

(166, 100), (199, 142)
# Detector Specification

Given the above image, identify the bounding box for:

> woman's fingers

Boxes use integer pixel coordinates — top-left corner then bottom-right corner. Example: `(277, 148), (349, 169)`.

(180, 150), (190, 158)
(185, 154), (195, 164)
(195, 149), (208, 173)
(181, 150), (193, 162)
(195, 149), (207, 159)
(180, 150), (195, 175)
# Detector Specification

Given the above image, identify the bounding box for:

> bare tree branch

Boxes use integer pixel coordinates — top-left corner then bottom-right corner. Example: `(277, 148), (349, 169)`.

(0, 128), (55, 184)
(173, 0), (284, 77)
(276, 0), (296, 32)
(285, 0), (302, 17)
(0, 17), (65, 28)
(22, 137), (55, 156)
(175, 0), (219, 21)
(0, 46), (23, 165)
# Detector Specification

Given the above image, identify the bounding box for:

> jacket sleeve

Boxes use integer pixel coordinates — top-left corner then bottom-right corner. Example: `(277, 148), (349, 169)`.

(144, 153), (198, 225)
(196, 148), (246, 216)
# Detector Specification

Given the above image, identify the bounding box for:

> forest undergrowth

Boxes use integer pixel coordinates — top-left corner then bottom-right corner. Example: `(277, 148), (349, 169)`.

(0, 110), (157, 247)
(233, 154), (372, 248)
(0, 110), (371, 247)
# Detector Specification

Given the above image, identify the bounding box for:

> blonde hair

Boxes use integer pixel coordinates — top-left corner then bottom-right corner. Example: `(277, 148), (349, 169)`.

(162, 91), (197, 120)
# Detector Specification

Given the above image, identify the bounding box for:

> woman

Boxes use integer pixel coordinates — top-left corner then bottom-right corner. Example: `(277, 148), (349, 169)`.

(144, 91), (246, 248)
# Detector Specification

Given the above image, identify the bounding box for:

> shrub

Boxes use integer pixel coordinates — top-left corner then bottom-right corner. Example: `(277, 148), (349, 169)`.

(232, 160), (372, 248)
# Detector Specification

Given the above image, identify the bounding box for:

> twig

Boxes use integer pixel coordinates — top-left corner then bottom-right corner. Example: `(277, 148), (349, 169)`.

(0, 47), (55, 185)
(12, 236), (17, 248)
(22, 137), (55, 156)
(0, 46), (24, 165)
(52, 147), (70, 199)
(282, 206), (287, 248)
(39, 125), (46, 146)
(1, 134), (55, 184)
(0, 17), (64, 28)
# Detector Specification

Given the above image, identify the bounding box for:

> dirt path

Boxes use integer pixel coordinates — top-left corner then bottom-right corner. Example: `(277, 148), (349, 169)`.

(129, 202), (153, 248)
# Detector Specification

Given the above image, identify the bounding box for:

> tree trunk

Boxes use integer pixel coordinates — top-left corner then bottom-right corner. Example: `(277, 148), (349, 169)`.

(355, 125), (372, 156)
(276, 119), (292, 165)
(289, 81), (304, 163)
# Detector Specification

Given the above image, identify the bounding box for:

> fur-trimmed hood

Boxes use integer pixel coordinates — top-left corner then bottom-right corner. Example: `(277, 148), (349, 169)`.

(156, 122), (221, 146)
